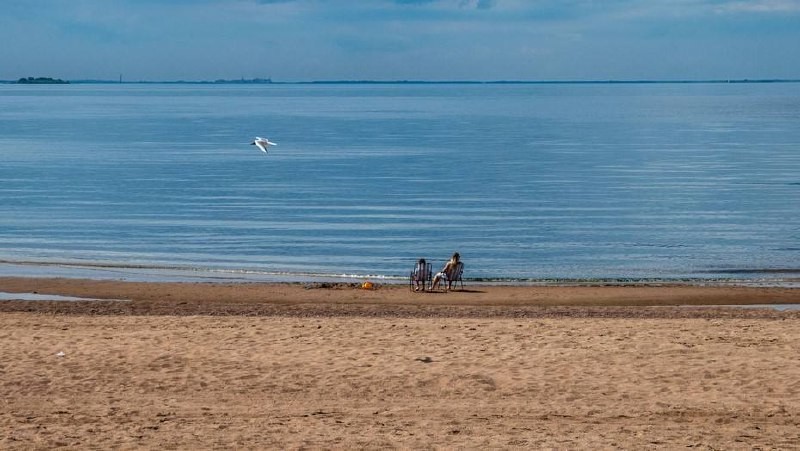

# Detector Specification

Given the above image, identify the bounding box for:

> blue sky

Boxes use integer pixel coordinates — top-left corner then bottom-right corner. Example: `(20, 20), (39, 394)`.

(2, 0), (799, 81)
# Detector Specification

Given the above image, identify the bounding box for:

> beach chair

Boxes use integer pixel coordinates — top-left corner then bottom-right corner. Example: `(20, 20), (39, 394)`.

(433, 261), (465, 292)
(445, 262), (464, 291)
(409, 261), (432, 292)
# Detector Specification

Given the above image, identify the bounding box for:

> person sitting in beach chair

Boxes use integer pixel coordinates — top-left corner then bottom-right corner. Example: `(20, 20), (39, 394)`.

(410, 258), (431, 292)
(431, 252), (462, 291)
(446, 261), (464, 291)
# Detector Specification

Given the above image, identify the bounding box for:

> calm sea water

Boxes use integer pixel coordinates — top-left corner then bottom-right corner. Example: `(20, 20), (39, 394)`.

(1, 83), (798, 283)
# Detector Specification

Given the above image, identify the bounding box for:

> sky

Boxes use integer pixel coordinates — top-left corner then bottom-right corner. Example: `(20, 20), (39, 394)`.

(2, 0), (799, 81)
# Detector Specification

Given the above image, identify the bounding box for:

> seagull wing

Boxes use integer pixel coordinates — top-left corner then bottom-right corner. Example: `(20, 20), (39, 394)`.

(251, 137), (269, 153)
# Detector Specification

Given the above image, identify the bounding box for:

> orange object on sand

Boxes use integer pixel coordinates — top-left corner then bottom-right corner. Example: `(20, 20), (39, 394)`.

(361, 281), (374, 290)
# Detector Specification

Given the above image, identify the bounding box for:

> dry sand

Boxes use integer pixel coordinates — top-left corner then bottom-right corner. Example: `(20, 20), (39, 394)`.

(1, 277), (799, 449)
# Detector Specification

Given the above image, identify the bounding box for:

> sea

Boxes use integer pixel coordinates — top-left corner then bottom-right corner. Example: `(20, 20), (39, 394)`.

(1, 82), (798, 285)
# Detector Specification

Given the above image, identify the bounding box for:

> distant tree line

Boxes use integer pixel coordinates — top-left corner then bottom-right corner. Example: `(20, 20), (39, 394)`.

(17, 77), (69, 84)
(213, 77), (272, 84)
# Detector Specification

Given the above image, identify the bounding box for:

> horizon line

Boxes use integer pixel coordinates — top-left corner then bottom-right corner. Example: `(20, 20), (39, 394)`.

(2, 78), (800, 85)
(0, 78), (800, 85)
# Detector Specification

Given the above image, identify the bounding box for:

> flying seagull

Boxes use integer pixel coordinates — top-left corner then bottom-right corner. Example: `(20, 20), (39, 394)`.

(251, 137), (277, 153)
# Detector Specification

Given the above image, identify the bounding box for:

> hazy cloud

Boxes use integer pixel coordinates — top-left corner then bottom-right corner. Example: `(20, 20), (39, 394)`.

(1, 0), (798, 81)
(715, 0), (800, 12)
(393, 0), (437, 5)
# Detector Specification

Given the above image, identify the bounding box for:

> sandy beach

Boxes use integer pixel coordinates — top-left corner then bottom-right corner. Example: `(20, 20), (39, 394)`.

(2, 277), (799, 449)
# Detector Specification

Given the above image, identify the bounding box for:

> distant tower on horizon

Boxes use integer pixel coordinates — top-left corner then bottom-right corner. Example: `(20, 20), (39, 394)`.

(119, 74), (122, 84)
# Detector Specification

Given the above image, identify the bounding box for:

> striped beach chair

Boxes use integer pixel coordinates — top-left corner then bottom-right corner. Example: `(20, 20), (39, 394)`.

(409, 261), (432, 292)
(445, 261), (464, 291)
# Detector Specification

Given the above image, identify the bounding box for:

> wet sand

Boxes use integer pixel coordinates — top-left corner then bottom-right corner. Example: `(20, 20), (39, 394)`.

(1, 277), (799, 449)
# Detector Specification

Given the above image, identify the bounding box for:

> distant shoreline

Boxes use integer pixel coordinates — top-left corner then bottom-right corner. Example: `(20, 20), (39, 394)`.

(2, 78), (800, 85)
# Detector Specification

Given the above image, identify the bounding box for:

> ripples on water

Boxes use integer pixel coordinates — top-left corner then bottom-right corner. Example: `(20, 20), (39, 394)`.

(0, 83), (798, 282)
